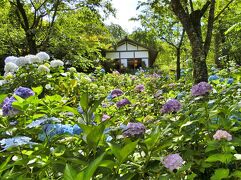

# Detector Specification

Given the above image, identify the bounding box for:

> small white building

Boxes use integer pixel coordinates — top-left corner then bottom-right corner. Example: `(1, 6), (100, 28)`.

(105, 37), (157, 70)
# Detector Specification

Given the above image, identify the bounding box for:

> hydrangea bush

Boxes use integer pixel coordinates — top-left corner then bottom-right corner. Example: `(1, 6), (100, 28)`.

(0, 53), (241, 179)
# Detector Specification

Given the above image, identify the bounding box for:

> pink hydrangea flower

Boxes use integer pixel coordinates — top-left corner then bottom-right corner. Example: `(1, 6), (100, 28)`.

(213, 130), (232, 141)
(162, 153), (184, 171)
(135, 84), (145, 92)
(102, 114), (111, 121)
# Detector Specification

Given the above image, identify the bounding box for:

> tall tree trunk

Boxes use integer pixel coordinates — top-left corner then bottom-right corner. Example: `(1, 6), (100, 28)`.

(26, 31), (37, 54)
(171, 0), (215, 83)
(192, 42), (208, 83)
(176, 47), (181, 80)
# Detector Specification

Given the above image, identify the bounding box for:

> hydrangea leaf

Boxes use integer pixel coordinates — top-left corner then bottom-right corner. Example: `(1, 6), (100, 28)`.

(206, 153), (233, 164)
(211, 168), (229, 180)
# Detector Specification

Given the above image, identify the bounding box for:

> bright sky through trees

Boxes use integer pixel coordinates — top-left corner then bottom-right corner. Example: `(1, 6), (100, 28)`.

(105, 0), (141, 33)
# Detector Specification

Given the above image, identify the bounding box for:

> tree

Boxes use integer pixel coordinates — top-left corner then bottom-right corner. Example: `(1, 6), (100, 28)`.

(107, 23), (127, 42)
(49, 7), (112, 71)
(135, 2), (186, 80)
(7, 0), (114, 54)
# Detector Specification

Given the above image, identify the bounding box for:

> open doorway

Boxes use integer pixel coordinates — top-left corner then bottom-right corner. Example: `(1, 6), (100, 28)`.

(127, 58), (142, 70)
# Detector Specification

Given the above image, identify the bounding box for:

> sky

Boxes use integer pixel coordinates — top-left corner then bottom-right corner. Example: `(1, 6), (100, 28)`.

(105, 0), (142, 33)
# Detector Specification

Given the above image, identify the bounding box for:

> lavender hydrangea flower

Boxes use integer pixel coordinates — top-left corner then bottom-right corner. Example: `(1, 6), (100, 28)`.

(0, 136), (37, 151)
(213, 130), (232, 141)
(191, 82), (212, 96)
(2, 96), (18, 116)
(110, 89), (123, 98)
(122, 122), (146, 138)
(162, 153), (184, 171)
(135, 84), (145, 92)
(116, 98), (131, 108)
(14, 87), (35, 98)
(161, 99), (181, 114)
(102, 114), (111, 121)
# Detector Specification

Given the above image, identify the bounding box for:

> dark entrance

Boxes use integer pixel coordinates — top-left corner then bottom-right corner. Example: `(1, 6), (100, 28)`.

(127, 58), (142, 70)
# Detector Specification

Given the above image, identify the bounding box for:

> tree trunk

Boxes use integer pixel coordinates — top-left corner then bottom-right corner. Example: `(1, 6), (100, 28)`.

(192, 43), (208, 83)
(176, 48), (181, 80)
(26, 31), (37, 54)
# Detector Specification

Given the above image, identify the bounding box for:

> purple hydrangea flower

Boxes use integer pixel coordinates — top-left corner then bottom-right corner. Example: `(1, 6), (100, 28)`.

(191, 82), (212, 96)
(162, 153), (184, 171)
(116, 98), (131, 108)
(123, 122), (146, 138)
(111, 89), (123, 98)
(135, 84), (145, 92)
(14, 87), (35, 98)
(2, 96), (18, 116)
(161, 99), (181, 114)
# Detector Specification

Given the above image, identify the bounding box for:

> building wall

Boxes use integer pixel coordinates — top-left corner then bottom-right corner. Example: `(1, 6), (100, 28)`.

(105, 41), (150, 67)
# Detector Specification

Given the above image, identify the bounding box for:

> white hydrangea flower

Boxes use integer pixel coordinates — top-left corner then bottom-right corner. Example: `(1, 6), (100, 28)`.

(25, 55), (41, 64)
(50, 60), (64, 68)
(36, 52), (50, 62)
(38, 65), (50, 73)
(4, 72), (14, 80)
(4, 62), (19, 73)
(16, 56), (31, 66)
(4, 56), (19, 65)
(68, 67), (77, 72)
(0, 80), (7, 86)
(45, 84), (52, 90)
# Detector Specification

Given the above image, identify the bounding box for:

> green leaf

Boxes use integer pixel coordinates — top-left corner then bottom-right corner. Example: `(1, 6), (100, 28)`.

(32, 86), (43, 96)
(206, 154), (233, 164)
(144, 126), (161, 150)
(0, 94), (7, 104)
(99, 160), (116, 169)
(64, 164), (77, 180)
(179, 120), (198, 132)
(79, 124), (105, 150)
(0, 155), (12, 175)
(108, 141), (138, 163)
(76, 153), (105, 180)
(211, 168), (229, 180)
(80, 92), (88, 111)
(231, 170), (241, 178)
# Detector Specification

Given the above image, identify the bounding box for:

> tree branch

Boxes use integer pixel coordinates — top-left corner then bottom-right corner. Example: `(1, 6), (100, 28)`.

(204, 0), (215, 58)
(189, 0), (194, 12)
(200, 1), (211, 17)
(214, 0), (234, 21)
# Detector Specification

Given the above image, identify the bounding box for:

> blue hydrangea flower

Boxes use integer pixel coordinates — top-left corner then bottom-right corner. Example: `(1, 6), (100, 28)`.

(100, 68), (105, 73)
(161, 99), (181, 114)
(106, 94), (113, 101)
(39, 124), (82, 141)
(2, 96), (18, 116)
(227, 78), (234, 84)
(26, 116), (61, 128)
(14, 87), (35, 98)
(208, 75), (219, 81)
(77, 106), (84, 114)
(0, 136), (37, 151)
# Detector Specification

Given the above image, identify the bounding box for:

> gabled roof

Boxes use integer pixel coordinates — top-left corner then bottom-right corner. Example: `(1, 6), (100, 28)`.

(115, 36), (150, 50)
